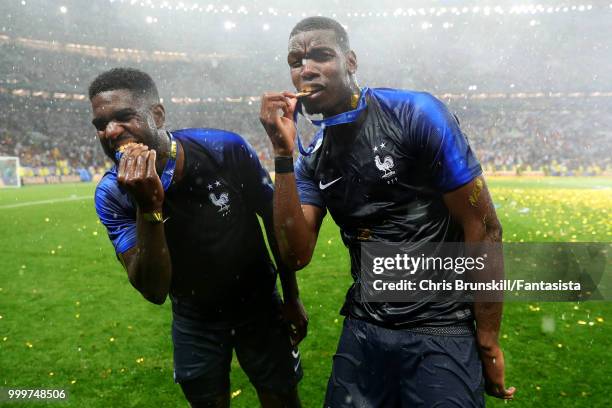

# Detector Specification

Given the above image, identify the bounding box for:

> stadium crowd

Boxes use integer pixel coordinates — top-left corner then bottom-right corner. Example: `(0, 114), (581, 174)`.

(1, 1), (611, 180)
(1, 91), (611, 179)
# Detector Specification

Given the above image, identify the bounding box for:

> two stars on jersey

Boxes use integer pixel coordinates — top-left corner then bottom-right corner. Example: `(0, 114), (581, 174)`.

(206, 180), (231, 216)
(373, 142), (398, 185)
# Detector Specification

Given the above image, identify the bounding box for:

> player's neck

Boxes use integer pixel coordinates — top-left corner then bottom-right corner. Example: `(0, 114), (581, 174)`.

(322, 83), (361, 118)
(154, 129), (173, 174)
(154, 131), (184, 184)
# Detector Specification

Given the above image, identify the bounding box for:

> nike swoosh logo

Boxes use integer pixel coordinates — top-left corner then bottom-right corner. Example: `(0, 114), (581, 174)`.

(319, 177), (342, 190)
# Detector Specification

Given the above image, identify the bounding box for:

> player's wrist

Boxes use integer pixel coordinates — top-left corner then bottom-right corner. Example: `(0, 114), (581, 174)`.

(138, 206), (164, 223)
(476, 330), (500, 351)
(274, 155), (294, 174)
(141, 211), (164, 224)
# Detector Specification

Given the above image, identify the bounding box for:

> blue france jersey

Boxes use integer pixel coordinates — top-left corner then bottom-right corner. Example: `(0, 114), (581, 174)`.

(295, 88), (482, 328)
(95, 128), (278, 319)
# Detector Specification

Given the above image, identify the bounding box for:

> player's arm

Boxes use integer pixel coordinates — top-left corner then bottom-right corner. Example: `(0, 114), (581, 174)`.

(259, 92), (325, 270)
(117, 145), (172, 305)
(443, 176), (515, 400)
(239, 135), (310, 345)
(260, 202), (309, 345)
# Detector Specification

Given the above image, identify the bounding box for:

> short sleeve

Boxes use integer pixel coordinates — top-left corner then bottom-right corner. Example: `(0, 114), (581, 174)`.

(230, 136), (274, 216)
(295, 154), (325, 209)
(94, 177), (137, 255)
(407, 93), (482, 192)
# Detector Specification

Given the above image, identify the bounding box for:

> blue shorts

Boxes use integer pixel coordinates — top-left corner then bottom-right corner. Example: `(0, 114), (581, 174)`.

(325, 317), (484, 407)
(172, 304), (302, 404)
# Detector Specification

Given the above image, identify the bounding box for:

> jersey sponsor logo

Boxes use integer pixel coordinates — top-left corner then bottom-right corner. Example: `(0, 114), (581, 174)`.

(209, 192), (230, 215)
(374, 154), (396, 179)
(319, 177), (342, 190)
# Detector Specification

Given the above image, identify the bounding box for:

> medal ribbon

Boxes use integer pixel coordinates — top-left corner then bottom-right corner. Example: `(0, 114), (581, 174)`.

(294, 87), (369, 156)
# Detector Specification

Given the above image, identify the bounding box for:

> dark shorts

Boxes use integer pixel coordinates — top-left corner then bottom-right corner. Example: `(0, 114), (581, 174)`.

(172, 306), (303, 403)
(325, 318), (484, 408)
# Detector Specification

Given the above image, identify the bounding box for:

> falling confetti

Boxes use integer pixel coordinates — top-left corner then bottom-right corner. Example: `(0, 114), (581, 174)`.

(231, 390), (242, 399)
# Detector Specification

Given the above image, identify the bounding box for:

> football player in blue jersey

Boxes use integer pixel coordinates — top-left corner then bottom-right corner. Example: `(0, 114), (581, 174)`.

(89, 68), (305, 408)
(260, 17), (516, 406)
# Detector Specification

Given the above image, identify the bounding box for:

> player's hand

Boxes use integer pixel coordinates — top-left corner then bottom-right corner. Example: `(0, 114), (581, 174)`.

(259, 91), (298, 157)
(478, 338), (516, 400)
(117, 144), (164, 212)
(280, 297), (308, 346)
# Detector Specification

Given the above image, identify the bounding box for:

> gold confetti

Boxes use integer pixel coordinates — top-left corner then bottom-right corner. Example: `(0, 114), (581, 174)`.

(109, 337), (115, 342)
(557, 343), (563, 348)
(136, 357), (144, 364)
(596, 317), (604, 323)
(577, 320), (587, 325)
(75, 314), (80, 319)
(231, 390), (242, 399)
(3, 337), (7, 341)
(45, 218), (50, 222)
(535, 386), (541, 391)
(71, 379), (77, 384)
(92, 231), (98, 236)
(49, 372), (54, 376)
(25, 341), (33, 348)
(76, 301), (80, 306)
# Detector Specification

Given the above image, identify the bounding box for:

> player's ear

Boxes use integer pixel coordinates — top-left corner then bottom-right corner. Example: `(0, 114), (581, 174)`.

(346, 50), (358, 75)
(152, 103), (165, 128)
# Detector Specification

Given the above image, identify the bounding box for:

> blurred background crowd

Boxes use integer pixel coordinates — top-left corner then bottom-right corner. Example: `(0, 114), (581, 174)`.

(1, 0), (611, 183)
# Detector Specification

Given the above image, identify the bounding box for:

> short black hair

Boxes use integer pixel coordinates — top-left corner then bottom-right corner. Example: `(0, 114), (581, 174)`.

(88, 67), (159, 102)
(289, 16), (350, 52)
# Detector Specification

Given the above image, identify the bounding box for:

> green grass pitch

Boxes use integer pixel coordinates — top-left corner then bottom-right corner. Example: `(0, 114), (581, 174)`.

(0, 177), (610, 407)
